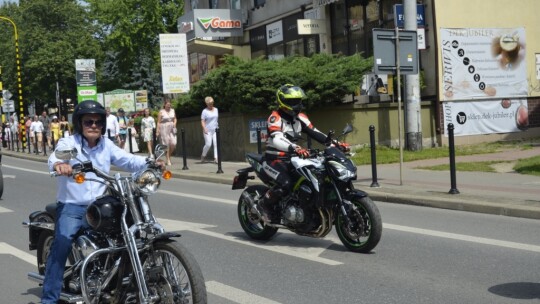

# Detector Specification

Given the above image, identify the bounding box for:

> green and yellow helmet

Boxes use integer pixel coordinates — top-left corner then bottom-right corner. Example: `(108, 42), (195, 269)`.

(276, 84), (306, 115)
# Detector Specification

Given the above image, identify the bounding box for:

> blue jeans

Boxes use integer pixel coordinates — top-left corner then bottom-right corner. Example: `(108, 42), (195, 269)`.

(41, 203), (89, 304)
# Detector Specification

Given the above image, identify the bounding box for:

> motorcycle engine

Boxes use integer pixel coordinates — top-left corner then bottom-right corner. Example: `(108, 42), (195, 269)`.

(74, 233), (100, 260)
(283, 205), (304, 223)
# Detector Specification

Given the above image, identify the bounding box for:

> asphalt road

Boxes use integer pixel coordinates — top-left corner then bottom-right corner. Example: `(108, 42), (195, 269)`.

(1, 156), (539, 304)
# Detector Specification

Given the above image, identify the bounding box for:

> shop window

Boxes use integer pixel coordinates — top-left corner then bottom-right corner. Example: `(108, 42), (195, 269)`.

(268, 44), (284, 61)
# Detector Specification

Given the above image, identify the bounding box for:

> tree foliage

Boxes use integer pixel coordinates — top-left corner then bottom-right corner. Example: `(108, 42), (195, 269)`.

(85, 0), (184, 96)
(176, 53), (373, 117)
(0, 0), (183, 113)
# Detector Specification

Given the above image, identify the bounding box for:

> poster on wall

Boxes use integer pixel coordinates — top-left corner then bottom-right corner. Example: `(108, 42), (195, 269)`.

(248, 118), (268, 144)
(159, 33), (190, 93)
(440, 28), (527, 101)
(104, 90), (135, 113)
(442, 99), (528, 136)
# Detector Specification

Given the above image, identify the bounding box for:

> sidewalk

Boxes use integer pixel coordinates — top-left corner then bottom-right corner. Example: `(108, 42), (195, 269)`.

(2, 146), (540, 220)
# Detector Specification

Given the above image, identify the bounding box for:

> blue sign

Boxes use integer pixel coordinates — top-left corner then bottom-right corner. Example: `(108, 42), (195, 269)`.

(394, 4), (425, 28)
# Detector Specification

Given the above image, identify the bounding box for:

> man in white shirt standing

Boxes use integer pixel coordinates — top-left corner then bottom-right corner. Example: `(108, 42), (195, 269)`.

(30, 115), (45, 153)
(105, 107), (120, 144)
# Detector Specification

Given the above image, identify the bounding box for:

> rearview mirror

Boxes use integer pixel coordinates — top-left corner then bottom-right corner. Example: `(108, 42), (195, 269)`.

(55, 147), (78, 161)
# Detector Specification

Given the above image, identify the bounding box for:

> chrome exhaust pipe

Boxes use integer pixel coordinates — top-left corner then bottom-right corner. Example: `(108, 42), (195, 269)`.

(27, 272), (84, 303)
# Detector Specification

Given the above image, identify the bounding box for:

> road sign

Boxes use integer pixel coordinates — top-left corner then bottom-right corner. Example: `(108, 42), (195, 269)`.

(2, 90), (12, 100)
(372, 28), (419, 75)
(2, 99), (14, 112)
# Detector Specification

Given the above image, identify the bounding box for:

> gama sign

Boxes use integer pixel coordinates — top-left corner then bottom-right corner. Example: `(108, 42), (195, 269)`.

(198, 17), (241, 30)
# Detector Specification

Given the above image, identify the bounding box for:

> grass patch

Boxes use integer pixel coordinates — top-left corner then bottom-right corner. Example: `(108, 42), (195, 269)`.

(416, 161), (509, 172)
(514, 156), (540, 176)
(350, 141), (525, 166)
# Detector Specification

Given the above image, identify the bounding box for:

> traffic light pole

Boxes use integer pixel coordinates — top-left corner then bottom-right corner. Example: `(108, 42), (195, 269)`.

(0, 16), (25, 150)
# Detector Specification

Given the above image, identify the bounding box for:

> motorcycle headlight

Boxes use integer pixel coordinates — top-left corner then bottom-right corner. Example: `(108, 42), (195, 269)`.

(328, 160), (356, 181)
(134, 169), (161, 194)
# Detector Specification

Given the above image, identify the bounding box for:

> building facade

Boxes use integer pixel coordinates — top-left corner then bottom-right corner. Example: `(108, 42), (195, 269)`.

(178, 0), (540, 147)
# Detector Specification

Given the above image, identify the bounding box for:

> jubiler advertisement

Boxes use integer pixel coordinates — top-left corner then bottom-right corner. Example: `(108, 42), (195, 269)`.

(443, 99), (529, 136)
(440, 28), (527, 101)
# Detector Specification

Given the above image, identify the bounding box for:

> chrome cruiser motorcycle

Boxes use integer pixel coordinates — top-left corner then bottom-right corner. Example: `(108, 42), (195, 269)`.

(23, 144), (207, 303)
(232, 124), (382, 253)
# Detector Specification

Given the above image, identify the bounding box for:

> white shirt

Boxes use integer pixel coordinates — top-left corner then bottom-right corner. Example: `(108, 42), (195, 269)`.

(201, 107), (219, 132)
(30, 121), (44, 133)
(106, 114), (120, 137)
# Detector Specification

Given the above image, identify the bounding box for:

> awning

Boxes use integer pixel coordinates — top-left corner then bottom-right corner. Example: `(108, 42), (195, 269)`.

(187, 39), (236, 56)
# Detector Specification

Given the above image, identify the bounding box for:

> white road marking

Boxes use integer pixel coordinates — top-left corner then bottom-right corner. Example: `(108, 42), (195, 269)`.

(0, 206), (13, 213)
(158, 191), (540, 254)
(206, 281), (281, 304)
(161, 190), (237, 205)
(158, 218), (342, 266)
(3, 164), (49, 175)
(3, 174), (16, 178)
(0, 242), (36, 265)
(384, 223), (540, 253)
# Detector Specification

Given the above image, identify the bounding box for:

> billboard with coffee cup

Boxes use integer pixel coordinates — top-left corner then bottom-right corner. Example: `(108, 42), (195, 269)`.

(440, 28), (527, 101)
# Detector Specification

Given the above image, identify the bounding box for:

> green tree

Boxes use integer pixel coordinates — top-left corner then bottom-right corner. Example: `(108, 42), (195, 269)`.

(176, 53), (373, 117)
(0, 0), (102, 112)
(86, 0), (184, 99)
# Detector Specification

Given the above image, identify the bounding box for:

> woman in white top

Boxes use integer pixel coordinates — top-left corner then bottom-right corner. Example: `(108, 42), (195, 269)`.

(140, 108), (156, 155)
(200, 96), (219, 163)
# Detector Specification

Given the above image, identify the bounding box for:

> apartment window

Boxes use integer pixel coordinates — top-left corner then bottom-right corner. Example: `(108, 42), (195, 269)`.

(231, 0), (240, 9)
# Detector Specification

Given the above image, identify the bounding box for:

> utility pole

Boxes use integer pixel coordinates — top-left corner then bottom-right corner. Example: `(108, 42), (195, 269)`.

(404, 0), (422, 151)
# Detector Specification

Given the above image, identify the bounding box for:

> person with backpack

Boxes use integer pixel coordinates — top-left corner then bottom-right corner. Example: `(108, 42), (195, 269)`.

(116, 108), (129, 149)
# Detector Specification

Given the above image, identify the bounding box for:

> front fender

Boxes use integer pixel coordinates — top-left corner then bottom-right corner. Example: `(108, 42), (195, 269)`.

(345, 189), (370, 201)
(150, 232), (181, 244)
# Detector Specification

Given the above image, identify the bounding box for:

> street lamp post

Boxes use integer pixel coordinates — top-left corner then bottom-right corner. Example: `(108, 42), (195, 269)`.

(0, 16), (26, 150)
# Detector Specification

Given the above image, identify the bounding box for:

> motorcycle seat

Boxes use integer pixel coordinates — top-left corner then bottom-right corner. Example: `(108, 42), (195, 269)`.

(45, 203), (58, 220)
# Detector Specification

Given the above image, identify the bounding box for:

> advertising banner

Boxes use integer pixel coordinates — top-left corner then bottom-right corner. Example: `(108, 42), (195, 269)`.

(75, 59), (97, 102)
(159, 33), (190, 94)
(442, 99), (528, 136)
(248, 118), (268, 144)
(104, 90), (135, 113)
(440, 28), (527, 101)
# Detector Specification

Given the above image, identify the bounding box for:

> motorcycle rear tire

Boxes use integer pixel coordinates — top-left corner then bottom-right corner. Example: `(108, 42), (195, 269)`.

(335, 196), (382, 253)
(37, 230), (54, 275)
(237, 185), (278, 240)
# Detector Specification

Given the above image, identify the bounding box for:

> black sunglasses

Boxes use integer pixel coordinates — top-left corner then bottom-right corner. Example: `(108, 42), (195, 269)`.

(82, 119), (105, 128)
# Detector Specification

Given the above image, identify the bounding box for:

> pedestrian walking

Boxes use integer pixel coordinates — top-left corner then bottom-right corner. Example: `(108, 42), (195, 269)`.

(200, 96), (219, 163)
(39, 111), (51, 151)
(105, 107), (120, 143)
(117, 108), (129, 149)
(30, 115), (44, 153)
(141, 108), (156, 155)
(156, 100), (177, 166)
(50, 116), (60, 145)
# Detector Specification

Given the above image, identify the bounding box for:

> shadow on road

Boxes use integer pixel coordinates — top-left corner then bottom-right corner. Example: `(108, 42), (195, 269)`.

(488, 282), (540, 299)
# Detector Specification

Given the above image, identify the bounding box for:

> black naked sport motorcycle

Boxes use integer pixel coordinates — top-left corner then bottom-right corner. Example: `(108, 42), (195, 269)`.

(23, 144), (207, 303)
(232, 124), (382, 253)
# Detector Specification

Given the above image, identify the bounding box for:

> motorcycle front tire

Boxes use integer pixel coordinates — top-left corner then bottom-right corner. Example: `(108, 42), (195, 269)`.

(237, 185), (278, 240)
(335, 196), (382, 253)
(149, 240), (207, 304)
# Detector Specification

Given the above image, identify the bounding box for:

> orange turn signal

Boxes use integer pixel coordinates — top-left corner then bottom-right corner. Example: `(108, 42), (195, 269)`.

(162, 170), (172, 180)
(74, 173), (86, 184)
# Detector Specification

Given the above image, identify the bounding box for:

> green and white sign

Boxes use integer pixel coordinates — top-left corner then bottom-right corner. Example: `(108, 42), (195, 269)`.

(75, 59), (97, 102)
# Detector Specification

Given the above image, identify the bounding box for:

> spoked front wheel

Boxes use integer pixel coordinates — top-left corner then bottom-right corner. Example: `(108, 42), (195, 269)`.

(146, 240), (207, 304)
(335, 196), (382, 253)
(237, 185), (278, 240)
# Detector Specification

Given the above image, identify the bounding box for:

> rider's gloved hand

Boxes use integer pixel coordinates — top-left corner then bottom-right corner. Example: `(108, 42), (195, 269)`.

(295, 146), (310, 159)
(338, 141), (350, 153)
